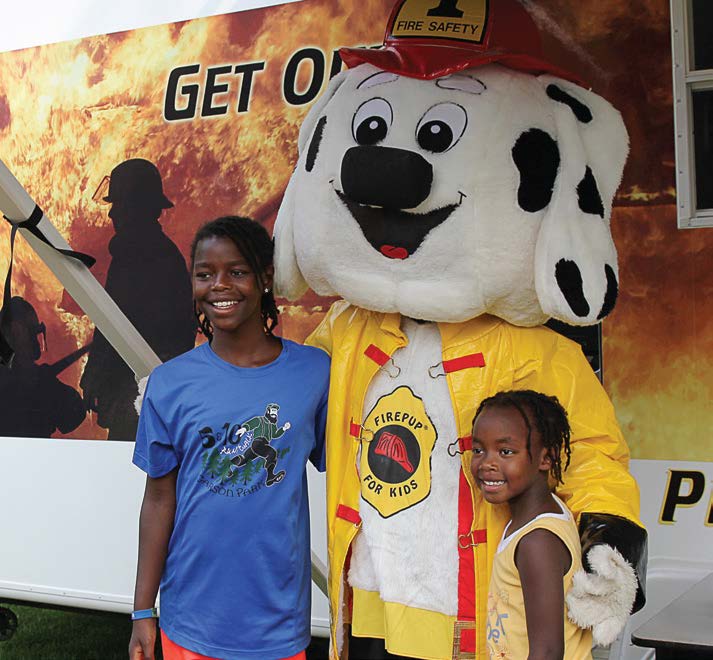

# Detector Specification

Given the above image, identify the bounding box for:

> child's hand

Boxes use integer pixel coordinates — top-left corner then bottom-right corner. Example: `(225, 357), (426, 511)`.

(565, 543), (637, 647)
(129, 618), (157, 659)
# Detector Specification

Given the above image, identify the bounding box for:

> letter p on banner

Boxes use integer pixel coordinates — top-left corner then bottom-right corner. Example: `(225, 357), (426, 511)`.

(659, 470), (706, 523)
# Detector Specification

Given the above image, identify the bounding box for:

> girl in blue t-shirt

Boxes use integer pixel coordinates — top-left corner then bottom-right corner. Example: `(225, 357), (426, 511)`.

(129, 216), (329, 660)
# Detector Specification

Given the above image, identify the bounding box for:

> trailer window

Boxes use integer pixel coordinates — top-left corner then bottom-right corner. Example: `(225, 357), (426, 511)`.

(671, 0), (713, 228)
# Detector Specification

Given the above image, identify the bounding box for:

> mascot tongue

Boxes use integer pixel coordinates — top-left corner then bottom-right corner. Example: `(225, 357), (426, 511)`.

(380, 245), (409, 260)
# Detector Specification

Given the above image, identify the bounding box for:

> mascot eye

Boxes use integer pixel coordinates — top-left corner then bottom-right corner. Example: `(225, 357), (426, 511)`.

(352, 97), (393, 145)
(416, 103), (467, 153)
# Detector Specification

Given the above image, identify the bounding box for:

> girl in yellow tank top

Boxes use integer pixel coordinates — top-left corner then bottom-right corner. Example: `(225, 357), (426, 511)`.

(470, 390), (593, 660)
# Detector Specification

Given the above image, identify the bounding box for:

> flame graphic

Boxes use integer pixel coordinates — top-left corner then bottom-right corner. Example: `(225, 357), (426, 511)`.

(0, 0), (705, 460)
(606, 205), (713, 462)
(0, 0), (390, 439)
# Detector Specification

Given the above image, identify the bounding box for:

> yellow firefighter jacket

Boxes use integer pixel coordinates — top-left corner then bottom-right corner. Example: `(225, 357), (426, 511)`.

(307, 301), (643, 660)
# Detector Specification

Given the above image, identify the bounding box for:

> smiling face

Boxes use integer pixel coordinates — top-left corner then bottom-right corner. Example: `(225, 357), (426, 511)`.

(470, 404), (552, 506)
(278, 64), (551, 323)
(337, 83), (471, 260)
(275, 62), (628, 325)
(192, 236), (271, 340)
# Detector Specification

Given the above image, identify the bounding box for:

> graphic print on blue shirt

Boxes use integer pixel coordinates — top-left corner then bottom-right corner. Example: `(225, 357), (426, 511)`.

(199, 402), (292, 495)
(132, 339), (329, 659)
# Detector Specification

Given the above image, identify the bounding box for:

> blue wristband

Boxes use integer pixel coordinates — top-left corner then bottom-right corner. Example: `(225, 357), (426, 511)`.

(131, 607), (158, 621)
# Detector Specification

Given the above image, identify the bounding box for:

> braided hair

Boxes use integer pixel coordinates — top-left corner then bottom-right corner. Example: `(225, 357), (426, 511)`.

(473, 390), (572, 485)
(190, 216), (279, 341)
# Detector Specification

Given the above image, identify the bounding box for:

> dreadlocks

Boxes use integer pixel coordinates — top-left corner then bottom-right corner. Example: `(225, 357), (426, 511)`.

(473, 390), (572, 485)
(190, 216), (279, 340)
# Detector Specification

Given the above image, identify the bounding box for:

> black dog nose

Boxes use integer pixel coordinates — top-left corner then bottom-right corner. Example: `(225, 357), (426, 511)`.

(341, 146), (433, 210)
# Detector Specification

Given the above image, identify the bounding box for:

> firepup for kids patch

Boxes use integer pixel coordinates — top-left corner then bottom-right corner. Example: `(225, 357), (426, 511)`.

(360, 386), (437, 517)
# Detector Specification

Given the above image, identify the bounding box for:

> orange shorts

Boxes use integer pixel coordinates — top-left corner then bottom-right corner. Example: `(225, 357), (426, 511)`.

(160, 630), (307, 660)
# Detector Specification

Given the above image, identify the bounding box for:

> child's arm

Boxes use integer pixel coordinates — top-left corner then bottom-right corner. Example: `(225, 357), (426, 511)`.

(129, 469), (177, 660)
(512, 325), (647, 627)
(309, 373), (329, 472)
(515, 528), (572, 660)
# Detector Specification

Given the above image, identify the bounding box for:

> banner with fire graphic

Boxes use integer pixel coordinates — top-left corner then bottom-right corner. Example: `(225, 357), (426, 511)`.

(1, 0), (711, 469)
(0, 0), (393, 441)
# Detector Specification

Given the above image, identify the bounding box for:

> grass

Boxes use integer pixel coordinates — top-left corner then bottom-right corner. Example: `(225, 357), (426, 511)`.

(0, 604), (132, 660)
(0, 604), (331, 659)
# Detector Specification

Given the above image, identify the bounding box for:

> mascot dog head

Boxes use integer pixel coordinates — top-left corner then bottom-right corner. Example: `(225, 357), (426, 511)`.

(274, 0), (629, 327)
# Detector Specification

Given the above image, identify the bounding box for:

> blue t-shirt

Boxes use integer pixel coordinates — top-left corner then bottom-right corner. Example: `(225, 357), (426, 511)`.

(133, 339), (329, 660)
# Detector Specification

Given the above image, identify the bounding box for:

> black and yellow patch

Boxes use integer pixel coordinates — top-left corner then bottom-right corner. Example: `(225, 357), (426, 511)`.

(390, 0), (488, 44)
(360, 386), (437, 517)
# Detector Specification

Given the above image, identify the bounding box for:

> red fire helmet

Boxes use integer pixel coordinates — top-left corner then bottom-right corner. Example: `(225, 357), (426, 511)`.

(340, 0), (586, 86)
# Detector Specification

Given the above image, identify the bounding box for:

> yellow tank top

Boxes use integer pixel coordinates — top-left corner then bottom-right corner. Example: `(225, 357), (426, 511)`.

(487, 496), (593, 659)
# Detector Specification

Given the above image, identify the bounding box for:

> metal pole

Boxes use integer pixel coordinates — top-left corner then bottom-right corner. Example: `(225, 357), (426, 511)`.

(0, 158), (161, 381)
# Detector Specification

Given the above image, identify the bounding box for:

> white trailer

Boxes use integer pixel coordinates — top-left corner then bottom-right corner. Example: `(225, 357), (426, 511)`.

(1, 3), (712, 659)
(0, 0), (331, 640)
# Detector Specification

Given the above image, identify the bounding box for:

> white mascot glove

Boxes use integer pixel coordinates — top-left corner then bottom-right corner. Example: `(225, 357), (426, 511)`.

(134, 375), (149, 415)
(566, 543), (638, 647)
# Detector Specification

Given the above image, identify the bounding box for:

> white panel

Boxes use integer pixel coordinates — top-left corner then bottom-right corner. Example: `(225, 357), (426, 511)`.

(0, 436), (329, 636)
(0, 438), (143, 610)
(608, 458), (713, 659)
(630, 458), (713, 562)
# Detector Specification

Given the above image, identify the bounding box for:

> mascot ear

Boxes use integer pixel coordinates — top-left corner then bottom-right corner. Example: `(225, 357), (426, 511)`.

(274, 70), (349, 300)
(296, 69), (349, 153)
(533, 77), (629, 325)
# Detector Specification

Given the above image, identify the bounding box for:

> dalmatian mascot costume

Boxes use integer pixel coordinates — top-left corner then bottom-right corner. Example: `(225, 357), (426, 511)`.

(274, 1), (647, 657)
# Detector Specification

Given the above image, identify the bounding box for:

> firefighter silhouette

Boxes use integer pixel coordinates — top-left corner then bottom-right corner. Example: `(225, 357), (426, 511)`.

(230, 404), (290, 486)
(0, 296), (86, 438)
(80, 158), (196, 441)
(427, 0), (464, 17)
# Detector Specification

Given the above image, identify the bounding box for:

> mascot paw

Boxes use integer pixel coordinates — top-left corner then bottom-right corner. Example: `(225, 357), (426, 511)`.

(566, 544), (637, 647)
(134, 376), (149, 415)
